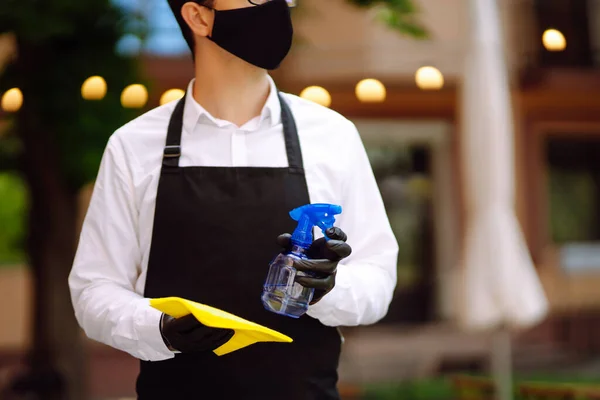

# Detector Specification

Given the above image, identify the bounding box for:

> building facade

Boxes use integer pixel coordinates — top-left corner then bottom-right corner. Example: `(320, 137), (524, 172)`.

(141, 0), (600, 329)
(2, 0), (600, 397)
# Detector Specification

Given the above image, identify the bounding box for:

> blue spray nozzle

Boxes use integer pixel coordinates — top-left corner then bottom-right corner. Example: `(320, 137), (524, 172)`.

(289, 203), (343, 249)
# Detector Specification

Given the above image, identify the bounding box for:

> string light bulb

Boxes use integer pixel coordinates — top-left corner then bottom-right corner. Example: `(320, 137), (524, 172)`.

(1, 88), (23, 112)
(543, 29), (566, 51)
(415, 66), (444, 90)
(356, 79), (386, 103)
(81, 76), (107, 100)
(121, 84), (148, 108)
(160, 89), (185, 106)
(299, 86), (332, 108)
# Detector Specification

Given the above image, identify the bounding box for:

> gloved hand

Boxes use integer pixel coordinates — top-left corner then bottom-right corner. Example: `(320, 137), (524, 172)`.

(276, 227), (352, 305)
(160, 313), (234, 353)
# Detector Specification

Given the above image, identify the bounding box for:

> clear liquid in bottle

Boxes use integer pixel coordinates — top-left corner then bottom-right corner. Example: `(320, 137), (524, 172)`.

(261, 245), (315, 318)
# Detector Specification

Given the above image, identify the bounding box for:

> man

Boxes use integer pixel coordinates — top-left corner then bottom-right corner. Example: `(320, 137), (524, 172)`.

(68, 0), (399, 398)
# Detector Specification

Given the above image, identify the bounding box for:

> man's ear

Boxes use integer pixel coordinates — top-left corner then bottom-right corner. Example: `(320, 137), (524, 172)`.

(181, 2), (215, 38)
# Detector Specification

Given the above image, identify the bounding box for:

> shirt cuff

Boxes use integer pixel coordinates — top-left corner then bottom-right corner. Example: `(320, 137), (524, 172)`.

(306, 265), (358, 326)
(134, 299), (176, 361)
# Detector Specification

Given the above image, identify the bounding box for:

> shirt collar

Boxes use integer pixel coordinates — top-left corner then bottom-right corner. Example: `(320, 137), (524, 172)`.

(182, 75), (281, 134)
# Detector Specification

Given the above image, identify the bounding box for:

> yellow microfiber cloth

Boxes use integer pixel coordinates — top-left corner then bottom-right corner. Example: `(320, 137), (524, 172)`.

(149, 297), (293, 356)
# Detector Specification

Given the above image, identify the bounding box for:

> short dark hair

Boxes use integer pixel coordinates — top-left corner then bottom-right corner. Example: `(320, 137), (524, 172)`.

(168, 0), (215, 55)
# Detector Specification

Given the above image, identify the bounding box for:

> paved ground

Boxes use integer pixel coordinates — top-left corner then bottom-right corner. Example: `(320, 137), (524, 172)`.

(88, 324), (497, 398)
(0, 268), (493, 397)
(338, 324), (493, 383)
(2, 324), (593, 399)
(1, 268), (592, 399)
(1, 324), (494, 399)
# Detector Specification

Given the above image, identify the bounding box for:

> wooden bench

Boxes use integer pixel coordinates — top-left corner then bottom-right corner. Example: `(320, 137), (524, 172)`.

(518, 383), (576, 400)
(519, 382), (600, 400)
(451, 374), (600, 400)
(450, 375), (496, 400)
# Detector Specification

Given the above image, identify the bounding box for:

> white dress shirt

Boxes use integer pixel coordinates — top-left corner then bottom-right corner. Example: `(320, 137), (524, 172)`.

(68, 76), (399, 362)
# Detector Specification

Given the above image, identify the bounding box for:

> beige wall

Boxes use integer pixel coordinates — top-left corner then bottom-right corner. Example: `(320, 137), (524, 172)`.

(0, 268), (31, 349)
(284, 0), (536, 85)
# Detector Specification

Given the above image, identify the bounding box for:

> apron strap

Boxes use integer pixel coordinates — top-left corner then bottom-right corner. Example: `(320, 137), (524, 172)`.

(277, 93), (304, 173)
(162, 92), (304, 172)
(162, 95), (186, 168)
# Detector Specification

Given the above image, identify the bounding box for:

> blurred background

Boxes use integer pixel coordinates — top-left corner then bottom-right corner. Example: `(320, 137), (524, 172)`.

(1, 0), (600, 399)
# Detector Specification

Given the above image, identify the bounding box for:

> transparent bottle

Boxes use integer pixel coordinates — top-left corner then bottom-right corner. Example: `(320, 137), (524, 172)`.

(262, 244), (315, 318)
(262, 203), (343, 318)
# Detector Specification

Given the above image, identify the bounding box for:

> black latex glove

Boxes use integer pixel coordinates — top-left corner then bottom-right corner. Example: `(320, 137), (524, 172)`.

(276, 227), (352, 305)
(160, 313), (234, 353)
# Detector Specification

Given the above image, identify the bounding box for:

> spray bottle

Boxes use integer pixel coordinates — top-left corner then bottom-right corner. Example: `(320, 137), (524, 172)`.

(262, 203), (343, 318)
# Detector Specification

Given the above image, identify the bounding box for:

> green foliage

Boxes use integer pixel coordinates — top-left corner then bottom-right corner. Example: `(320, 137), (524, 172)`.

(0, 172), (27, 265)
(0, 0), (145, 190)
(346, 0), (429, 38)
(363, 379), (454, 400)
(362, 375), (600, 400)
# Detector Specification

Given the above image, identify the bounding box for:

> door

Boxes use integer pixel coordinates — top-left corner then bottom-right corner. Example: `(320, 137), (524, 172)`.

(353, 119), (458, 324)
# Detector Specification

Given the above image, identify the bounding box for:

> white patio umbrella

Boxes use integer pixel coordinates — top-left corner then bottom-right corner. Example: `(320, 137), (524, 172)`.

(459, 0), (549, 399)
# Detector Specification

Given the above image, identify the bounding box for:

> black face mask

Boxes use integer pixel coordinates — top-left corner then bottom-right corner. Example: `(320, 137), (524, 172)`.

(207, 0), (294, 70)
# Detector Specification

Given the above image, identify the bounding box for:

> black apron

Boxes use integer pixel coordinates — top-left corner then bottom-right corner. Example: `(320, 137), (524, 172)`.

(135, 93), (342, 400)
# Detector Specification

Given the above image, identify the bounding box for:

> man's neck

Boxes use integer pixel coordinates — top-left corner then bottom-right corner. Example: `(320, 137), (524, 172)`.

(192, 51), (271, 127)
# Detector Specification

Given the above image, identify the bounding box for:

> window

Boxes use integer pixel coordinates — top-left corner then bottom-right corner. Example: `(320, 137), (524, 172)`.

(112, 0), (190, 57)
(545, 135), (600, 272)
(366, 145), (436, 324)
